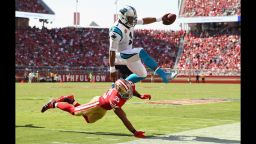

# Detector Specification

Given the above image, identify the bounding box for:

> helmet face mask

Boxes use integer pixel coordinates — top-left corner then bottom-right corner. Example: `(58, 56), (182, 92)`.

(114, 79), (133, 99)
(118, 5), (137, 27)
(126, 16), (137, 27)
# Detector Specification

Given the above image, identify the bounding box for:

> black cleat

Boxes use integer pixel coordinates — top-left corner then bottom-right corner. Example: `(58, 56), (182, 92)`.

(41, 99), (56, 113)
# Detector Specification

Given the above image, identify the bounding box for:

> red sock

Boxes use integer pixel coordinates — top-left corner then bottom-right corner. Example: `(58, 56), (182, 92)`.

(74, 101), (80, 107)
(56, 102), (75, 114)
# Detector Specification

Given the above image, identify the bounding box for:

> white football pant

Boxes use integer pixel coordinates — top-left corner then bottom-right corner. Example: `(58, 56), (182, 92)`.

(115, 47), (147, 77)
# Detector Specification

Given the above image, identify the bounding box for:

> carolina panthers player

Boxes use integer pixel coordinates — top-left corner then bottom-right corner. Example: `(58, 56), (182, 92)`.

(109, 5), (178, 83)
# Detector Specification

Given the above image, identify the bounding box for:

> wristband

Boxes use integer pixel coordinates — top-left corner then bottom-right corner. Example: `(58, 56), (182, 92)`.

(110, 66), (116, 73)
(156, 17), (162, 22)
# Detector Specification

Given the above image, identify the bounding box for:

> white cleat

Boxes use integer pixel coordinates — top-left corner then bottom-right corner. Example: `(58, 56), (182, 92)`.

(167, 70), (178, 81)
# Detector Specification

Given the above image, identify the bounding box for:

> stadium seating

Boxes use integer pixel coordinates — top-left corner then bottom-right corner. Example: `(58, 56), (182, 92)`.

(16, 26), (240, 76)
(178, 27), (240, 74)
(15, 0), (241, 81)
(16, 0), (53, 14)
(15, 27), (182, 69)
(181, 0), (240, 17)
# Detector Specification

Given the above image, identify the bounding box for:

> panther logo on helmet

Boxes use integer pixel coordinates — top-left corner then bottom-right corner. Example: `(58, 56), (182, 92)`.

(118, 5), (137, 27)
(114, 79), (133, 99)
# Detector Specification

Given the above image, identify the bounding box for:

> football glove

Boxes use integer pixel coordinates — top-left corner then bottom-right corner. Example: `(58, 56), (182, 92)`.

(134, 131), (145, 138)
(140, 94), (151, 100)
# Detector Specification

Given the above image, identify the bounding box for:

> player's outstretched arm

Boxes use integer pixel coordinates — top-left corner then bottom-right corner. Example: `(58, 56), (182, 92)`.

(113, 108), (145, 138)
(140, 13), (176, 25)
(133, 90), (151, 100)
(140, 17), (159, 25)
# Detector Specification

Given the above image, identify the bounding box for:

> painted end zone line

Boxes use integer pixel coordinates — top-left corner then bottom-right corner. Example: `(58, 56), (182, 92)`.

(119, 122), (240, 144)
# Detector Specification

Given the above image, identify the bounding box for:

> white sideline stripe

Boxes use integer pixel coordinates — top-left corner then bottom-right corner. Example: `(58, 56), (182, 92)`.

(119, 122), (240, 144)
(74, 101), (99, 111)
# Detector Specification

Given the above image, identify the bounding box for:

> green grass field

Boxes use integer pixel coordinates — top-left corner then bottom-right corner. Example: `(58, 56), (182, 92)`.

(16, 82), (240, 144)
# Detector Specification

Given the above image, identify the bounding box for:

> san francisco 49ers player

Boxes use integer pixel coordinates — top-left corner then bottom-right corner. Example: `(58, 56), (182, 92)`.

(41, 79), (151, 138)
(109, 5), (178, 83)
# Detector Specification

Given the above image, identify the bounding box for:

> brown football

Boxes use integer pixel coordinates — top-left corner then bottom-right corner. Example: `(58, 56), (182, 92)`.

(163, 13), (176, 25)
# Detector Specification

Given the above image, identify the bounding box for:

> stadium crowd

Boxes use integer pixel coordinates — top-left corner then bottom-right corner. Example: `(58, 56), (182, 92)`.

(178, 27), (240, 73)
(181, 0), (240, 17)
(16, 24), (241, 76)
(133, 29), (184, 68)
(16, 0), (51, 14)
(16, 27), (182, 69)
(16, 25), (240, 73)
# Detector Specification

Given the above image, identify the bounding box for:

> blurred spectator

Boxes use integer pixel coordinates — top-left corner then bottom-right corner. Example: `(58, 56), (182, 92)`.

(35, 71), (40, 82)
(16, 26), (240, 77)
(28, 71), (34, 83)
(182, 0), (241, 17)
(201, 73), (205, 83)
(15, 27), (180, 69)
(178, 27), (240, 73)
(16, 0), (51, 14)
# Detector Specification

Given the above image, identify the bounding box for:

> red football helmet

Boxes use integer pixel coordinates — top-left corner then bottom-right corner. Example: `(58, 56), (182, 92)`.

(114, 79), (133, 99)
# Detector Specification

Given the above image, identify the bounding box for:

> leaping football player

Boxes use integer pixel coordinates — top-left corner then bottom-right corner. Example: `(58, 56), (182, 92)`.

(41, 78), (151, 138)
(109, 5), (178, 83)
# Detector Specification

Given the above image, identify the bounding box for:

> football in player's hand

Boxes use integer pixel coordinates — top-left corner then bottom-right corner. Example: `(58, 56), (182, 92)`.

(162, 13), (176, 25)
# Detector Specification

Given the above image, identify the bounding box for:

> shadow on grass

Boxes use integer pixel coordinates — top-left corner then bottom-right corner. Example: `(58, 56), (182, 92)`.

(16, 124), (45, 128)
(146, 135), (240, 143)
(60, 130), (132, 137)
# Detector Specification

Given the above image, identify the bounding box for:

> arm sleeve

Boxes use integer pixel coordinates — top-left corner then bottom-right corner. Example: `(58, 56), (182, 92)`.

(109, 27), (122, 51)
(113, 108), (136, 134)
(137, 19), (144, 25)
